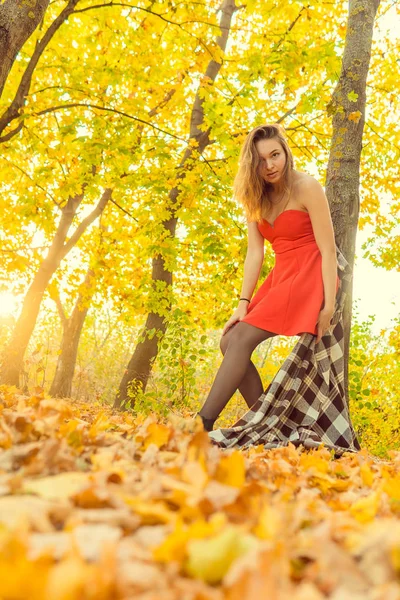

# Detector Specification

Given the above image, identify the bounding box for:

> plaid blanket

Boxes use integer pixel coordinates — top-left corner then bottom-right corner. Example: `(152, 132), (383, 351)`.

(209, 246), (361, 458)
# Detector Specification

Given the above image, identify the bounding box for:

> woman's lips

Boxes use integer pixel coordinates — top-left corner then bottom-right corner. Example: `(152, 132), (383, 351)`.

(266, 171), (278, 177)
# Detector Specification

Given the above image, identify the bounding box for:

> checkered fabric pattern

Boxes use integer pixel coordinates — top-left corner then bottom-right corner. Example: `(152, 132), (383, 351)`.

(209, 246), (361, 458)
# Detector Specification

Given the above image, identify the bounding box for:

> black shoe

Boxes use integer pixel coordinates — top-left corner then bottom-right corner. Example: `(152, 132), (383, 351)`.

(196, 413), (215, 432)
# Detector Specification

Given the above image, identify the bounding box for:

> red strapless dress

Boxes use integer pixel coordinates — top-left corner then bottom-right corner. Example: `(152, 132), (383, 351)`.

(240, 210), (340, 336)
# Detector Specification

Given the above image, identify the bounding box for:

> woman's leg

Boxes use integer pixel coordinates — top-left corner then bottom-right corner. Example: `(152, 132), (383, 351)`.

(220, 323), (266, 410)
(198, 322), (276, 430)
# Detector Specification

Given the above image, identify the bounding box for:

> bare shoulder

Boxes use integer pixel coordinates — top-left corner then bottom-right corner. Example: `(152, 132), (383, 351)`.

(292, 172), (325, 209)
(293, 171), (323, 193)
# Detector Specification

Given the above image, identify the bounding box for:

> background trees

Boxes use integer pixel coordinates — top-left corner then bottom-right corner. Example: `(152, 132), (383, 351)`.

(0, 0), (399, 446)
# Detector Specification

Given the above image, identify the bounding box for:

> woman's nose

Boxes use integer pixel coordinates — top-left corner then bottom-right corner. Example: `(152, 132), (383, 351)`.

(262, 159), (272, 170)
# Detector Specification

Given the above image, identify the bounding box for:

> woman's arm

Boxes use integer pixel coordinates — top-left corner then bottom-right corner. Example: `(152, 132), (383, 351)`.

(301, 177), (338, 311)
(239, 222), (265, 305)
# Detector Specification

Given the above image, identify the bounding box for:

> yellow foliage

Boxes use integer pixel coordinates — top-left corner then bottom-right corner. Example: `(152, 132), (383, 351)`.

(0, 389), (399, 596)
(142, 422), (173, 450)
(350, 490), (382, 523)
(184, 526), (258, 584)
(215, 450), (246, 488)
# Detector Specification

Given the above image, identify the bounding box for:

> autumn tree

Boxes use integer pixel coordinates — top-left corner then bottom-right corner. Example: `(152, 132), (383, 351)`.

(0, 0), (50, 97)
(0, 187), (112, 386)
(325, 0), (381, 397)
(114, 0), (240, 409)
(49, 266), (96, 398)
(0, 1), (228, 390)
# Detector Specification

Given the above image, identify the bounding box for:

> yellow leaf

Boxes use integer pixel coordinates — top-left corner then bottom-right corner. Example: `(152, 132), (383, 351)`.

(350, 490), (381, 523)
(253, 503), (282, 540)
(181, 458), (208, 489)
(153, 515), (221, 564)
(348, 110), (362, 123)
(23, 473), (90, 500)
(0, 532), (51, 599)
(143, 423), (172, 450)
(310, 472), (352, 494)
(215, 450), (246, 488)
(121, 497), (177, 525)
(184, 526), (258, 584)
(382, 476), (400, 513)
(299, 454), (329, 474)
(88, 412), (111, 439)
(360, 463), (375, 487)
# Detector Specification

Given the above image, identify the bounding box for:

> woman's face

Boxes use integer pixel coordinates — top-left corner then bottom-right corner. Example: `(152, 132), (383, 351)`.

(255, 138), (287, 183)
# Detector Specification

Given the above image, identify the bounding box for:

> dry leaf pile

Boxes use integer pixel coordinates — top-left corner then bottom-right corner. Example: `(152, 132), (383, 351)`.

(0, 386), (399, 600)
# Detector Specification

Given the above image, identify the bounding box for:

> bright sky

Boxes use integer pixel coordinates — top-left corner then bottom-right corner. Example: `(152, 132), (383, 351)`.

(352, 4), (400, 335)
(353, 227), (400, 335)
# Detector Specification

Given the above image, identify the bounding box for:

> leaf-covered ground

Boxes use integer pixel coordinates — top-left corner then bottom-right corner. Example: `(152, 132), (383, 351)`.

(0, 386), (399, 600)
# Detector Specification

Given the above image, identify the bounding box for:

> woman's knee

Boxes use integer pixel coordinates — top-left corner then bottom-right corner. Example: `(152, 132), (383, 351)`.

(219, 335), (228, 355)
(219, 321), (240, 354)
(219, 321), (246, 354)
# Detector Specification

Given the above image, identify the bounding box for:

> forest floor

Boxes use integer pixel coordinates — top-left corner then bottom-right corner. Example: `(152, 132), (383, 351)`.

(0, 386), (399, 600)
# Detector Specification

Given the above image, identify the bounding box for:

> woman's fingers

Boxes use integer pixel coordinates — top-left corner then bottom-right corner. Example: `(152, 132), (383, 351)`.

(222, 318), (237, 336)
(222, 321), (231, 336)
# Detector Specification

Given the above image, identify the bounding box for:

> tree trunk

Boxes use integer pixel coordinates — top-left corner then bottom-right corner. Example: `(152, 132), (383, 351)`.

(0, 188), (111, 387)
(114, 0), (239, 409)
(0, 0), (80, 142)
(49, 268), (95, 398)
(325, 0), (380, 400)
(0, 0), (50, 98)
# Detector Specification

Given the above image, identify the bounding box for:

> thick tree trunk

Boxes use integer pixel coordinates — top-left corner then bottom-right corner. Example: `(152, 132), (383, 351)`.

(117, 303), (170, 408)
(49, 268), (95, 398)
(325, 0), (380, 400)
(114, 0), (239, 409)
(0, 0), (50, 97)
(0, 0), (79, 141)
(0, 188), (111, 387)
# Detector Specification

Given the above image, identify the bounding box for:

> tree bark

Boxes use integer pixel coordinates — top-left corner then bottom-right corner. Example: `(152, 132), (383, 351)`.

(49, 268), (95, 398)
(325, 0), (380, 399)
(0, 0), (80, 141)
(0, 0), (50, 98)
(0, 188), (111, 387)
(114, 0), (239, 409)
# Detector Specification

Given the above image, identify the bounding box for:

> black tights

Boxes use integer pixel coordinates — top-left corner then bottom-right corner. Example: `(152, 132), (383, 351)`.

(198, 322), (276, 431)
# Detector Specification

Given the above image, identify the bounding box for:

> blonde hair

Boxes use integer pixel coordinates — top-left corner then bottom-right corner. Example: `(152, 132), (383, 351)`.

(233, 123), (294, 222)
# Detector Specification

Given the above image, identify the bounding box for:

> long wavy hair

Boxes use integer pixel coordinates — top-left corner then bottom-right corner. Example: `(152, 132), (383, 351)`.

(233, 123), (295, 223)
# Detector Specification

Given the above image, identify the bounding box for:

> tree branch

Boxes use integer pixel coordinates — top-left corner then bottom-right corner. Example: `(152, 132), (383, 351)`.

(53, 294), (68, 327)
(0, 0), (80, 138)
(61, 188), (112, 258)
(34, 102), (186, 142)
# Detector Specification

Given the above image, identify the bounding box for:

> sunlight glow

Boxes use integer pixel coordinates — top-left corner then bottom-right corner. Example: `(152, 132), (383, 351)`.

(0, 292), (18, 317)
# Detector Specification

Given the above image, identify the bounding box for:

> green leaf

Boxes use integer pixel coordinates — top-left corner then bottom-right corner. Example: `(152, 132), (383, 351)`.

(347, 91), (359, 102)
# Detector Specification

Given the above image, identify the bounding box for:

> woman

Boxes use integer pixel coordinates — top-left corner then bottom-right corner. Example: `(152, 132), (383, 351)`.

(197, 124), (360, 456)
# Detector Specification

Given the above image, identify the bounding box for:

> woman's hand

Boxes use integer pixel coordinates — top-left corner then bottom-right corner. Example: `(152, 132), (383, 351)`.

(222, 305), (249, 336)
(315, 306), (334, 343)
